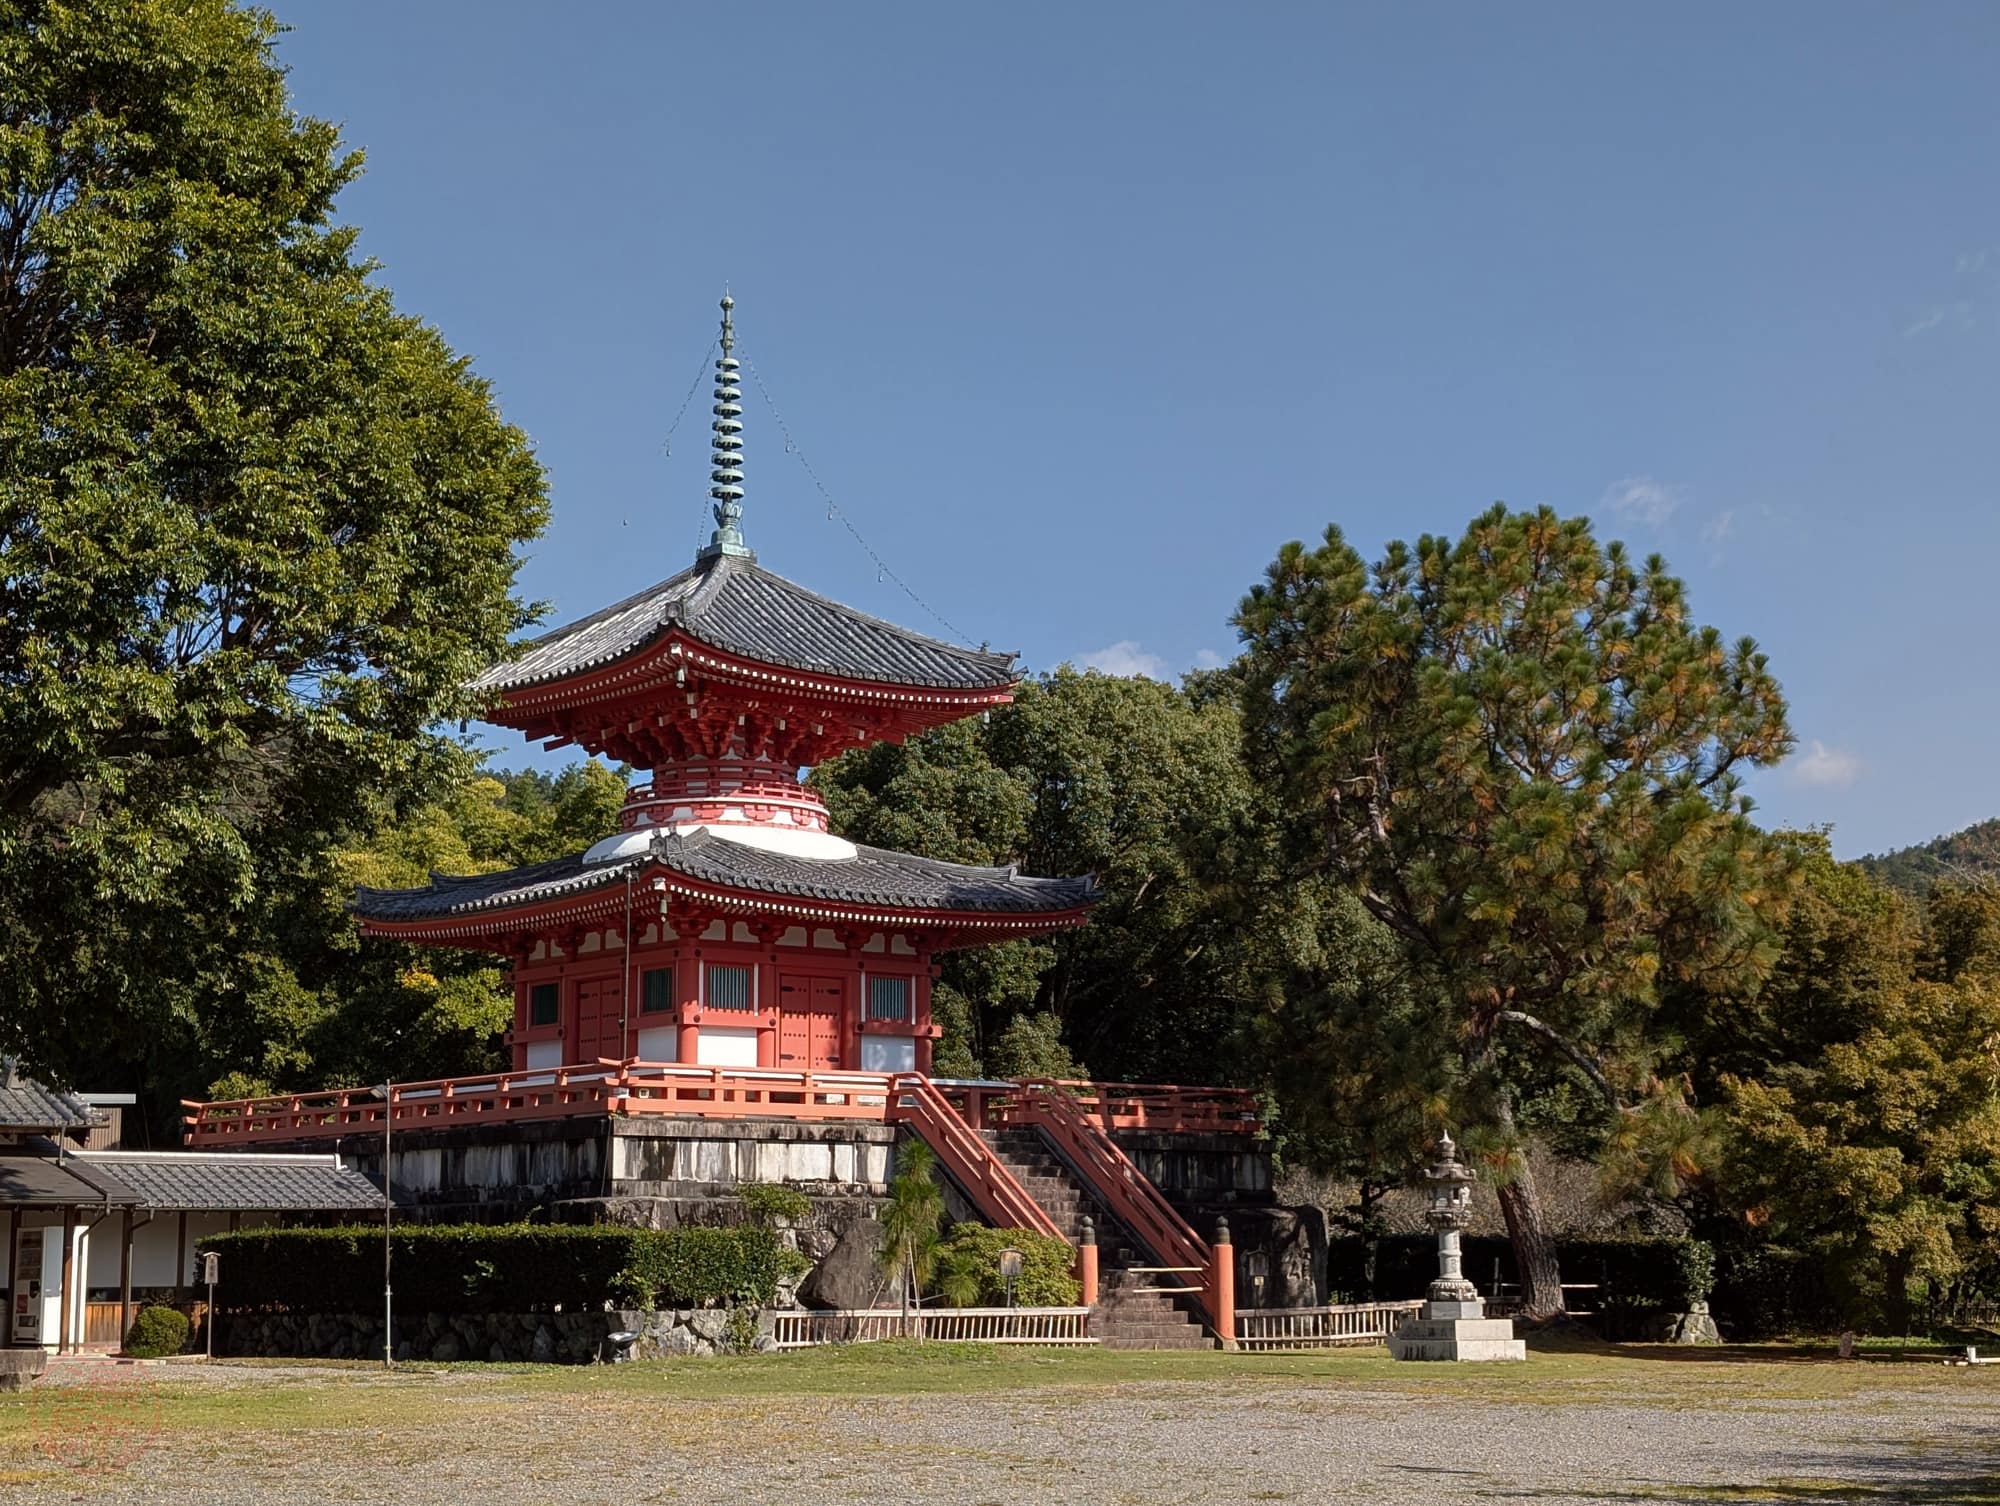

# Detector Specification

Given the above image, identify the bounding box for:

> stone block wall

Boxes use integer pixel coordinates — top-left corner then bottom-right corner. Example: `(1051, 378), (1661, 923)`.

(214, 1306), (773, 1364)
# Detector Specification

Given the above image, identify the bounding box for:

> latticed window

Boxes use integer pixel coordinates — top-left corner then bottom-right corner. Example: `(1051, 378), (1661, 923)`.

(706, 963), (753, 1011)
(641, 968), (674, 1014)
(867, 975), (911, 1022)
(528, 982), (559, 1027)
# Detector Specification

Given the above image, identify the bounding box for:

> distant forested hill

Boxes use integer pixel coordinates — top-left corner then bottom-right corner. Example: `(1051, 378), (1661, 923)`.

(1858, 818), (2000, 894)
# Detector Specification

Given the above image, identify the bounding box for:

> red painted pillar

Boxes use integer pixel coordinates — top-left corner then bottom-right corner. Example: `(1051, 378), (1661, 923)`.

(1209, 1217), (1236, 1351)
(1077, 1216), (1099, 1308)
(677, 955), (700, 1065)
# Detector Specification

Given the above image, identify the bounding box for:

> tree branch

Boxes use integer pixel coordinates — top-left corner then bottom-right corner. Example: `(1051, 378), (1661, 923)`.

(1493, 1007), (1627, 1115)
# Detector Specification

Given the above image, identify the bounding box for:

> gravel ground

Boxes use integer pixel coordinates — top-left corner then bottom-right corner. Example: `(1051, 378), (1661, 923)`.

(5, 1358), (1997, 1505)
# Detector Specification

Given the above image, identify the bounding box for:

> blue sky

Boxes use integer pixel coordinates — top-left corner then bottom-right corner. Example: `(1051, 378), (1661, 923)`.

(275, 2), (1999, 858)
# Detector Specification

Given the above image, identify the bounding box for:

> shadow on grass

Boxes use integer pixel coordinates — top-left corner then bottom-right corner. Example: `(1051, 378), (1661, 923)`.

(1523, 1327), (1965, 1366)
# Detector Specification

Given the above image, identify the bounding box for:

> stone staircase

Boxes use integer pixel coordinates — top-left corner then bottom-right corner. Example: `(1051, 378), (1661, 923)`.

(977, 1127), (1213, 1351)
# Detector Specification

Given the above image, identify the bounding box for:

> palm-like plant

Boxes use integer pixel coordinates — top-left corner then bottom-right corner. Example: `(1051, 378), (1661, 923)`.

(878, 1140), (944, 1336)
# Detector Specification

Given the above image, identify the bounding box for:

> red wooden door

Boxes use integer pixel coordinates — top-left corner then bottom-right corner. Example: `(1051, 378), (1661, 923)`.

(776, 974), (843, 1073)
(573, 976), (625, 1064)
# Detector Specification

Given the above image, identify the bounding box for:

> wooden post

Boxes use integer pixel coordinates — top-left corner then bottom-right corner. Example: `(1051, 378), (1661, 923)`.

(3, 1206), (17, 1348)
(57, 1207), (75, 1355)
(1076, 1216), (1099, 1308)
(118, 1208), (134, 1352)
(1209, 1216), (1236, 1352)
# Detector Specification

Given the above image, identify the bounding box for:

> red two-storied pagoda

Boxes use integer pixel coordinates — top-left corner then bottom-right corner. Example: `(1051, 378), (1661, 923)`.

(354, 298), (1097, 1077)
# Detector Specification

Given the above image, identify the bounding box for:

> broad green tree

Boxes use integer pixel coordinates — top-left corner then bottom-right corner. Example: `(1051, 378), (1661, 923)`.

(0, 1), (547, 1096)
(1236, 505), (1793, 1315)
(818, 668), (1276, 1083)
(1695, 842), (2000, 1329)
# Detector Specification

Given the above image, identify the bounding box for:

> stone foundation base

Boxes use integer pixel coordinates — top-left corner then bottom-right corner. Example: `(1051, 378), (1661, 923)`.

(1388, 1307), (1527, 1362)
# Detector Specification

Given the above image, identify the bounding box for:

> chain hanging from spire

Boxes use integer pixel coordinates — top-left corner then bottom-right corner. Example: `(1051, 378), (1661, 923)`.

(697, 293), (752, 562)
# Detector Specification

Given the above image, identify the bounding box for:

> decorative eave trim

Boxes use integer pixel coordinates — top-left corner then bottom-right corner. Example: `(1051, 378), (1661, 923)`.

(356, 859), (1096, 946)
(486, 629), (1018, 725)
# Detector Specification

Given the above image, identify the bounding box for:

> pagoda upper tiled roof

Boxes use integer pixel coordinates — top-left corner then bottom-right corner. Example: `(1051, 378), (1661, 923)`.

(470, 552), (1018, 698)
(353, 829), (1098, 926)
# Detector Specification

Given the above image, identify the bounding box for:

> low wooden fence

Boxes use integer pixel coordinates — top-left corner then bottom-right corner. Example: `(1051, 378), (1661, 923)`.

(769, 1306), (1097, 1349)
(1234, 1300), (1424, 1350)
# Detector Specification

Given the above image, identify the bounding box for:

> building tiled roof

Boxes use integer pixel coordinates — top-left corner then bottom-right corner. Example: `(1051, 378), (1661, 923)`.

(468, 552), (1018, 696)
(0, 1072), (104, 1136)
(353, 830), (1097, 924)
(0, 1149), (135, 1207)
(74, 1152), (384, 1212)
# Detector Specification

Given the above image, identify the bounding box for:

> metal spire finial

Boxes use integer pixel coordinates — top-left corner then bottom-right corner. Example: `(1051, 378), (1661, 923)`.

(697, 292), (752, 563)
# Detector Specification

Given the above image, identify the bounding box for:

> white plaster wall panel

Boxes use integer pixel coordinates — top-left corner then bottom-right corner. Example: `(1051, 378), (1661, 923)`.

(696, 1027), (758, 1067)
(860, 1037), (917, 1073)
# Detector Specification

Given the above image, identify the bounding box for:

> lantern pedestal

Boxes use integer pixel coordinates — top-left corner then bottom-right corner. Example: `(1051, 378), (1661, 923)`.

(1388, 1133), (1526, 1363)
(1387, 1308), (1527, 1362)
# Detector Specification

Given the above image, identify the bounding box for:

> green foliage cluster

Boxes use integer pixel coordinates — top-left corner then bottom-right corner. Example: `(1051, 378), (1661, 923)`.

(198, 1223), (803, 1314)
(1860, 818), (2000, 897)
(931, 1226), (1080, 1308)
(0, 0), (551, 1115)
(818, 667), (1304, 1085)
(123, 1304), (190, 1358)
(1678, 836), (2000, 1333)
(738, 1183), (813, 1226)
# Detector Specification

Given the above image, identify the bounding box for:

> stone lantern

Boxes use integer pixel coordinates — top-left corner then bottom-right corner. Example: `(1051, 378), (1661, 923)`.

(1424, 1132), (1479, 1303)
(1387, 1131), (1526, 1363)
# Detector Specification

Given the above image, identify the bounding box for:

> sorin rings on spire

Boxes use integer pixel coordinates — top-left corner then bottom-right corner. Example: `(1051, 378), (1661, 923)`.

(698, 293), (752, 563)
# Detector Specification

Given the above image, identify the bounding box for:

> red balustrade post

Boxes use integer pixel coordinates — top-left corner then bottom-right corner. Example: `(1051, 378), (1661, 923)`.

(1208, 1216), (1237, 1351)
(1077, 1216), (1099, 1308)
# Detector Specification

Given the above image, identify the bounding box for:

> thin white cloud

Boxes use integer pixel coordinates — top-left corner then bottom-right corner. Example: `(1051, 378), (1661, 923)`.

(1082, 640), (1168, 679)
(1955, 248), (1993, 276)
(1699, 510), (1736, 564)
(1786, 740), (1862, 790)
(1602, 475), (1682, 527)
(1905, 300), (1975, 338)
(1192, 648), (1227, 671)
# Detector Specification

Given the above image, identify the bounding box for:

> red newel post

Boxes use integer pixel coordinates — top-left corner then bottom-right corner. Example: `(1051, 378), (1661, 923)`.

(1077, 1216), (1099, 1308)
(1209, 1216), (1236, 1351)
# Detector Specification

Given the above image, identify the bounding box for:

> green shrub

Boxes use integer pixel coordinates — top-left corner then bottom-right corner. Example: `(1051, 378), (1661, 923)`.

(931, 1226), (1079, 1307)
(124, 1305), (189, 1358)
(197, 1224), (807, 1315)
(739, 1183), (811, 1226)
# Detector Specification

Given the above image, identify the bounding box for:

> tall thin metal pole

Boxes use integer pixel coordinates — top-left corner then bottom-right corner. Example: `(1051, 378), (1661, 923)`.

(382, 1081), (393, 1369)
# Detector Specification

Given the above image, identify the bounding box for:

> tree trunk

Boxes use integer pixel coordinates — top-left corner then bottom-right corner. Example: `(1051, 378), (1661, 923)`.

(1488, 1091), (1566, 1321)
(1497, 1169), (1566, 1319)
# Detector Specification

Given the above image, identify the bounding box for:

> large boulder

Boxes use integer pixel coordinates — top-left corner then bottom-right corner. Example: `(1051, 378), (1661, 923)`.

(796, 1217), (892, 1311)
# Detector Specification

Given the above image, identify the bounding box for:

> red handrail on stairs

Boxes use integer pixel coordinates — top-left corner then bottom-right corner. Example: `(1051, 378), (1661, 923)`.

(888, 1073), (1066, 1243)
(997, 1078), (1212, 1292)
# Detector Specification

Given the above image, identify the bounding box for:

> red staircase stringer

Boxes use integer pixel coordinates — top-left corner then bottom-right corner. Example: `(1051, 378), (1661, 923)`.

(888, 1073), (1067, 1242)
(1000, 1078), (1212, 1286)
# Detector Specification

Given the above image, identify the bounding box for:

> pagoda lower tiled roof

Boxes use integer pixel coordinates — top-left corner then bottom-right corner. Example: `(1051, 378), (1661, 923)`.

(469, 552), (1018, 697)
(353, 830), (1097, 925)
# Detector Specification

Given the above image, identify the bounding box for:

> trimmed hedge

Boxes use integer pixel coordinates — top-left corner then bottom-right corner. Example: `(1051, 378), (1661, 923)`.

(197, 1224), (807, 1314)
(1329, 1233), (1715, 1313)
(1709, 1244), (1841, 1340)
